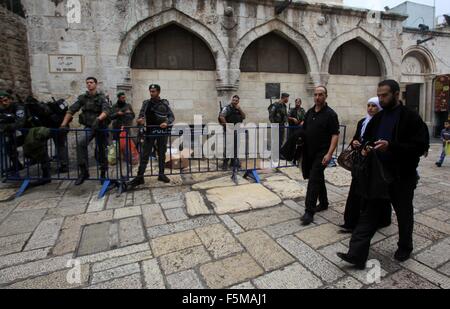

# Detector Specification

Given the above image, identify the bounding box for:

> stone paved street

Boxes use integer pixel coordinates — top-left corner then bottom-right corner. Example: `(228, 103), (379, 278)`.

(0, 144), (449, 289)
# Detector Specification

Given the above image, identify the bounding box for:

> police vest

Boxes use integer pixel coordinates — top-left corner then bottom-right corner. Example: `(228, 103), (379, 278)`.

(78, 93), (108, 127)
(145, 99), (171, 125)
(224, 105), (244, 124)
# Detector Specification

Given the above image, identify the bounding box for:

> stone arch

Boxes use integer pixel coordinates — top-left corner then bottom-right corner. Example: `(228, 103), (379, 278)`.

(402, 45), (437, 75)
(230, 19), (320, 77)
(321, 27), (394, 78)
(117, 9), (227, 71)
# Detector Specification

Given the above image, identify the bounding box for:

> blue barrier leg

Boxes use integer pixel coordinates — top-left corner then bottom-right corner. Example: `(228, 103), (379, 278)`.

(244, 169), (261, 184)
(98, 180), (111, 199)
(16, 179), (30, 198)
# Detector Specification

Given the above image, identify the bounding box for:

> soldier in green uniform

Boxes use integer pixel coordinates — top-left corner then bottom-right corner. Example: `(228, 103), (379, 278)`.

(288, 98), (306, 127)
(111, 92), (135, 140)
(0, 91), (26, 174)
(60, 77), (111, 185)
(269, 92), (289, 150)
(219, 95), (246, 170)
(126, 84), (175, 188)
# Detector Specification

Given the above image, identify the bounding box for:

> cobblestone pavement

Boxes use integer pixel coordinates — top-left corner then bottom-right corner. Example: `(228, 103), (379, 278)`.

(0, 144), (449, 289)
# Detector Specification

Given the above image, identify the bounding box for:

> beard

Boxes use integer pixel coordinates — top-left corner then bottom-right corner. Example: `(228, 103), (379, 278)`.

(382, 97), (397, 110)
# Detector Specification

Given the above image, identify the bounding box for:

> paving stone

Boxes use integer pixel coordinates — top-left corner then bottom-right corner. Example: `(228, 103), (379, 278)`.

(164, 208), (189, 223)
(141, 204), (167, 229)
(192, 175), (249, 190)
(398, 259), (450, 289)
(0, 233), (30, 256)
(414, 238), (450, 268)
(92, 250), (153, 272)
(341, 232), (386, 247)
(86, 196), (107, 213)
(200, 253), (264, 289)
(196, 224), (243, 259)
(142, 259), (165, 289)
(219, 215), (244, 234)
(0, 254), (73, 285)
(413, 195), (444, 211)
(423, 207), (450, 222)
(206, 184), (282, 215)
(46, 203), (87, 218)
(279, 166), (304, 181)
(24, 218), (64, 251)
(167, 270), (204, 289)
(0, 189), (18, 201)
(0, 247), (51, 270)
(78, 243), (151, 264)
(438, 261), (450, 276)
(151, 230), (202, 257)
(372, 234), (433, 257)
(186, 191), (211, 216)
(229, 281), (256, 289)
(15, 198), (60, 211)
(160, 199), (185, 210)
(237, 230), (294, 271)
(325, 167), (352, 187)
(119, 217), (146, 247)
(369, 269), (439, 289)
(295, 223), (350, 249)
(152, 188), (185, 203)
(278, 235), (345, 283)
(317, 209), (346, 226)
(253, 262), (323, 289)
(62, 210), (114, 230)
(283, 200), (305, 214)
(78, 222), (111, 256)
(378, 224), (399, 237)
(263, 219), (311, 239)
(325, 276), (363, 289)
(146, 216), (220, 239)
(86, 273), (143, 289)
(160, 245), (211, 275)
(232, 206), (299, 230)
(91, 263), (141, 284)
(0, 209), (47, 237)
(413, 222), (447, 242)
(52, 225), (81, 255)
(113, 206), (142, 220)
(106, 194), (127, 209)
(133, 189), (153, 206)
(5, 265), (90, 289)
(414, 214), (450, 234)
(0, 203), (16, 223)
(262, 176), (307, 199)
(415, 186), (444, 196)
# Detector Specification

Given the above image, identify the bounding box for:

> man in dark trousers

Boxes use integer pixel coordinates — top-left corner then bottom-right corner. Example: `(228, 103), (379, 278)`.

(301, 86), (340, 226)
(337, 80), (429, 269)
(126, 84), (174, 187)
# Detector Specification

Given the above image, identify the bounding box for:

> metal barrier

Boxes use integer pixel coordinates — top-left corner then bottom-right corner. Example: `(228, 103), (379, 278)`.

(0, 124), (347, 199)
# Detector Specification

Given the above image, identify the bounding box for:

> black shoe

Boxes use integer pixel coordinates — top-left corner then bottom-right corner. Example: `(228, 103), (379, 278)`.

(126, 176), (145, 189)
(435, 162), (442, 167)
(336, 252), (366, 270)
(315, 204), (329, 213)
(158, 175), (171, 183)
(33, 178), (52, 186)
(394, 249), (412, 262)
(75, 173), (89, 186)
(301, 212), (314, 226)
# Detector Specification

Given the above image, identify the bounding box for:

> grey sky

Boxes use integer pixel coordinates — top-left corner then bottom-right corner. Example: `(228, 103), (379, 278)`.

(344, 0), (450, 17)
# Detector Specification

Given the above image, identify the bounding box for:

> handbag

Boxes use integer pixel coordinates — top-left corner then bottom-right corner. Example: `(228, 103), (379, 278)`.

(337, 145), (356, 172)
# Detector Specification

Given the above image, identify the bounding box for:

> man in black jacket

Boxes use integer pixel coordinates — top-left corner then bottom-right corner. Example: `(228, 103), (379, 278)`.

(337, 80), (429, 269)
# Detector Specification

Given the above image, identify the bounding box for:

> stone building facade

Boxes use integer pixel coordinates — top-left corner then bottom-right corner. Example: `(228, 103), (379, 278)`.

(0, 4), (31, 99)
(17, 0), (450, 136)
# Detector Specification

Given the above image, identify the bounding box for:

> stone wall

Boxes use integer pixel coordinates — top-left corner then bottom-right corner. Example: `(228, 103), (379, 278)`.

(0, 5), (31, 99)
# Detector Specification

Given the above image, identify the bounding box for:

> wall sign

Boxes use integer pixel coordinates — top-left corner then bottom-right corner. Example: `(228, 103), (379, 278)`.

(49, 55), (83, 73)
(265, 83), (281, 100)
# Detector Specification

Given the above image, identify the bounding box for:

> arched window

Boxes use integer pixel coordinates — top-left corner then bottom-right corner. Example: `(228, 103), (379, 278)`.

(131, 24), (216, 70)
(329, 39), (381, 76)
(240, 33), (307, 74)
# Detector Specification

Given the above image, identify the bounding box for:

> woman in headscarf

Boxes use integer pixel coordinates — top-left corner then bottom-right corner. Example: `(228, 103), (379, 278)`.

(340, 97), (392, 233)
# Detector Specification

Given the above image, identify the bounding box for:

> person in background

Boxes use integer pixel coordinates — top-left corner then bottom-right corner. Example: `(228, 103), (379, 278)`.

(435, 121), (450, 167)
(111, 92), (135, 141)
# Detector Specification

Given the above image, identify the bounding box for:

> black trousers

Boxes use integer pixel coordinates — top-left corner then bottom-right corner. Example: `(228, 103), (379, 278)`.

(138, 132), (168, 177)
(305, 154), (329, 214)
(348, 175), (416, 263)
(344, 179), (392, 229)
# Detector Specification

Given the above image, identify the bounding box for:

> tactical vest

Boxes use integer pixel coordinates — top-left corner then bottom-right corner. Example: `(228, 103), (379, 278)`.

(78, 93), (108, 127)
(224, 105), (244, 125)
(145, 99), (171, 125)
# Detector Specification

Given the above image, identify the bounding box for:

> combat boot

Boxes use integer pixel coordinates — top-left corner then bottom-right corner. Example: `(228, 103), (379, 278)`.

(126, 175), (145, 189)
(75, 165), (90, 186)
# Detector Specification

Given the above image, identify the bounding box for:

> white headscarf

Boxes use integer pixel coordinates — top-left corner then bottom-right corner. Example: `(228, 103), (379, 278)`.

(361, 97), (383, 138)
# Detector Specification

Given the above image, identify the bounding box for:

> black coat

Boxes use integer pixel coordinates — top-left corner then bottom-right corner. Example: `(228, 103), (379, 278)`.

(362, 105), (429, 178)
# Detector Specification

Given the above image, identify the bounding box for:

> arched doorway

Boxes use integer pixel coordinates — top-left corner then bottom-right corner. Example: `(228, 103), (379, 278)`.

(130, 24), (218, 123)
(238, 32), (309, 122)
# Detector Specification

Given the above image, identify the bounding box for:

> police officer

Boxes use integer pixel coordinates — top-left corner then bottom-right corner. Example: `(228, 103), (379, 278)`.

(219, 95), (246, 170)
(288, 98), (306, 127)
(60, 77), (111, 186)
(127, 84), (175, 188)
(0, 91), (26, 174)
(269, 93), (289, 149)
(111, 92), (135, 140)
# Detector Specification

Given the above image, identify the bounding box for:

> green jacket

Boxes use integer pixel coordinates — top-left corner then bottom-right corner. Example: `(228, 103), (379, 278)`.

(23, 127), (51, 162)
(68, 92), (111, 128)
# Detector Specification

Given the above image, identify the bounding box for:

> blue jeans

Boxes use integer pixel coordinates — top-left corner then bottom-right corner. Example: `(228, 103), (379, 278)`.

(437, 148), (446, 165)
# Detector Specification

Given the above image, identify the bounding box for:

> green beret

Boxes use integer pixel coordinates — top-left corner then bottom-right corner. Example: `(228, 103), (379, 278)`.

(149, 84), (161, 91)
(117, 92), (126, 98)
